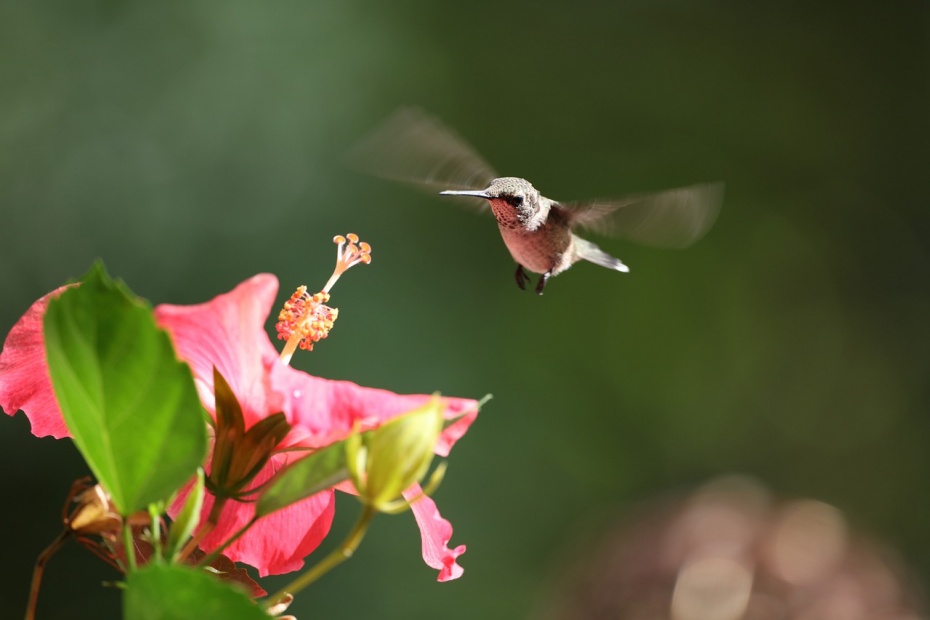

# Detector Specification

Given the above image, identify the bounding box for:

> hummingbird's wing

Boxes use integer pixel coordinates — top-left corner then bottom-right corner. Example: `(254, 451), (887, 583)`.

(562, 182), (724, 249)
(346, 107), (499, 207)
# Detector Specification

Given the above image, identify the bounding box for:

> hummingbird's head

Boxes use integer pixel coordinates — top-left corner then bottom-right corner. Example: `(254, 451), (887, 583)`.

(440, 177), (543, 229)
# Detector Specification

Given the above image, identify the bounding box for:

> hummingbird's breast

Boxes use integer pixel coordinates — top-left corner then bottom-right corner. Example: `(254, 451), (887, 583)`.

(497, 217), (574, 275)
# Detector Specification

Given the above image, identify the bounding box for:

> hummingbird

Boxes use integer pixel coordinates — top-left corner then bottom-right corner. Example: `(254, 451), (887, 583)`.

(348, 108), (723, 294)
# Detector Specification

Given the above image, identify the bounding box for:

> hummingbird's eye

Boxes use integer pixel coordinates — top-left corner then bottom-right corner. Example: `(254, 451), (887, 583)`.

(508, 195), (524, 207)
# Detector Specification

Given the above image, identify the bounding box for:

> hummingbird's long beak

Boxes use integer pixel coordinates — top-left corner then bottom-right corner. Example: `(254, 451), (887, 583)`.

(439, 189), (491, 199)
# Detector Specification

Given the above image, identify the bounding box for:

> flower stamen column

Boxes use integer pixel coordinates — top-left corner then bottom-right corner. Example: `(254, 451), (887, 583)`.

(277, 234), (371, 366)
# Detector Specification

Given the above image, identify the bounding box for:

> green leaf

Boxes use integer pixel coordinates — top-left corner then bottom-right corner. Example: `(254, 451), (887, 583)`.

(124, 563), (269, 620)
(43, 263), (207, 516)
(167, 469), (205, 563)
(255, 441), (350, 518)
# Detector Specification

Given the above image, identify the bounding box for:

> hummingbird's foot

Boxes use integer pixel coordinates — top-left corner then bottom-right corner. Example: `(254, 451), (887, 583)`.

(514, 264), (530, 290)
(535, 271), (551, 295)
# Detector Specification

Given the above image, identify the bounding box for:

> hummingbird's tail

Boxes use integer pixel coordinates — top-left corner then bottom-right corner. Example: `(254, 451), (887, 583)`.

(574, 236), (630, 273)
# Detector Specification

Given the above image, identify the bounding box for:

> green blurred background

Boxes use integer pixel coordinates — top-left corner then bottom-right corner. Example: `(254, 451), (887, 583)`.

(2, 1), (928, 618)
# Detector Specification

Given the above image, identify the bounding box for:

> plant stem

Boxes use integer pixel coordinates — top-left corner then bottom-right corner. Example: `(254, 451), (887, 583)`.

(148, 506), (162, 563)
(25, 530), (68, 620)
(122, 523), (136, 572)
(262, 505), (376, 610)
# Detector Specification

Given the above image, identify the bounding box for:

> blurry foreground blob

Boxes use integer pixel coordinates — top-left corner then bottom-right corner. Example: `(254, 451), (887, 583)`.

(349, 108), (723, 294)
(537, 476), (925, 620)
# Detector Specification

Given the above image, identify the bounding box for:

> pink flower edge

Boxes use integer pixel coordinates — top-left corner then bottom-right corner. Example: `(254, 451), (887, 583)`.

(0, 286), (72, 438)
(405, 484), (466, 582)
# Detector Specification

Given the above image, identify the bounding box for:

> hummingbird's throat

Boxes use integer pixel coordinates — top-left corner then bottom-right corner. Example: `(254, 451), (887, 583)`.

(488, 199), (525, 230)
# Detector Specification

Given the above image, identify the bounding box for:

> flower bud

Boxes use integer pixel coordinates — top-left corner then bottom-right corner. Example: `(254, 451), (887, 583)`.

(347, 397), (445, 512)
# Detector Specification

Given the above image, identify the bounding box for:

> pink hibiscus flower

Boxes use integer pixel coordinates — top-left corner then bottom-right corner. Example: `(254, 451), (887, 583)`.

(0, 236), (478, 581)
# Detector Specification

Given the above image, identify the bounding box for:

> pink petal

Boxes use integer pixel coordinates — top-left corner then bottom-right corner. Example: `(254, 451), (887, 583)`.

(273, 366), (479, 453)
(433, 406), (479, 458)
(182, 453), (337, 577)
(0, 286), (72, 438)
(404, 484), (466, 582)
(153, 274), (284, 429)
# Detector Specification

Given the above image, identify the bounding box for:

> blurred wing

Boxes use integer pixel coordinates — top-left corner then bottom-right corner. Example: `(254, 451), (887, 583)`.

(346, 107), (499, 207)
(565, 182), (724, 248)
